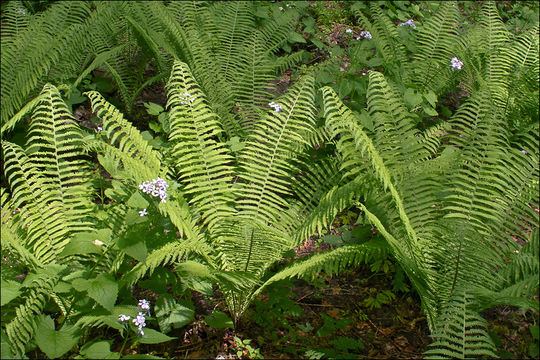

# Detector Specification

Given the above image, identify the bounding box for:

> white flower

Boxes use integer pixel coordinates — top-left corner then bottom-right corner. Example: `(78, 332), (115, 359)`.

(279, 6), (283, 11)
(346, 29), (353, 34)
(139, 208), (148, 216)
(521, 149), (527, 154)
(96, 126), (102, 132)
(93, 239), (104, 246)
(118, 314), (131, 322)
(450, 57), (463, 71)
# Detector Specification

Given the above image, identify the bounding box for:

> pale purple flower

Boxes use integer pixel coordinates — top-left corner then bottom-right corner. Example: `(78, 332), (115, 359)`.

(118, 314), (131, 322)
(133, 312), (146, 328)
(139, 208), (148, 216)
(139, 177), (169, 203)
(96, 126), (102, 132)
(450, 57), (463, 71)
(359, 31), (372, 39)
(345, 29), (353, 34)
(93, 239), (104, 246)
(399, 19), (416, 29)
(269, 101), (282, 113)
(279, 6), (283, 11)
(521, 149), (527, 155)
(138, 299), (151, 315)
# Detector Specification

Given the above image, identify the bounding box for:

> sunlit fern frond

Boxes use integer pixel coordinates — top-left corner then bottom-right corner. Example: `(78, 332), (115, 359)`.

(166, 60), (237, 232)
(4, 265), (65, 358)
(366, 71), (427, 172)
(122, 238), (214, 287)
(252, 242), (388, 300)
(85, 90), (163, 176)
(410, 1), (460, 93)
(0, 1), (92, 124)
(236, 75), (316, 228)
(2, 88), (95, 264)
(321, 85), (422, 260)
(24, 84), (95, 233)
(354, 4), (409, 83)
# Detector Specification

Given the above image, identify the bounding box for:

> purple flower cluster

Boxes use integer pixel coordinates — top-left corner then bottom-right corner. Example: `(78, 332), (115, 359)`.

(118, 299), (151, 336)
(450, 57), (464, 71)
(139, 177), (169, 203)
(357, 31), (372, 40)
(269, 101), (282, 113)
(399, 19), (416, 29)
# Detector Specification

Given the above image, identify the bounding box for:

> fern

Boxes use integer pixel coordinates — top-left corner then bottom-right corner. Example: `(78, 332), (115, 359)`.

(424, 290), (497, 359)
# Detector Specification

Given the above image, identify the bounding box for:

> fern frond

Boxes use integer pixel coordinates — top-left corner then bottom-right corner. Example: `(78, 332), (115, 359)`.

(424, 290), (497, 359)
(252, 242), (388, 300)
(237, 75), (316, 227)
(122, 238), (213, 287)
(166, 60), (236, 231)
(410, 1), (460, 93)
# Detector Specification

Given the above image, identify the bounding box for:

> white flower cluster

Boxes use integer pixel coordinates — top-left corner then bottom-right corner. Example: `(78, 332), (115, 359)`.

(269, 101), (282, 113)
(399, 19), (416, 29)
(139, 177), (169, 203)
(450, 57), (464, 71)
(179, 91), (195, 105)
(357, 31), (372, 40)
(345, 28), (353, 34)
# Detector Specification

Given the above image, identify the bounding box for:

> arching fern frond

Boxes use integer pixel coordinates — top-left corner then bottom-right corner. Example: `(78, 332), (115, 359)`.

(166, 60), (236, 232)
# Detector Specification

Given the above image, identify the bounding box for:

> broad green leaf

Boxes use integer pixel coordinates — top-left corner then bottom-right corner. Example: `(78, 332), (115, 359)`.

(59, 233), (103, 257)
(74, 274), (118, 311)
(155, 296), (194, 333)
(205, 310), (233, 329)
(289, 31), (306, 43)
(1, 280), (21, 306)
(127, 192), (150, 209)
(422, 104), (438, 116)
(144, 102), (164, 116)
(35, 316), (81, 359)
(148, 121), (162, 133)
(80, 341), (120, 359)
(138, 328), (176, 344)
(118, 229), (147, 262)
(423, 91), (437, 107)
(404, 88), (422, 108)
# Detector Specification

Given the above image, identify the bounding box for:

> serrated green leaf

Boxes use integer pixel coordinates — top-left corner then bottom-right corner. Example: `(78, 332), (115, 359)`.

(205, 310), (233, 329)
(155, 296), (194, 333)
(80, 341), (120, 359)
(127, 192), (150, 209)
(35, 316), (81, 359)
(138, 328), (176, 344)
(144, 102), (164, 116)
(289, 31), (306, 43)
(1, 280), (21, 306)
(76, 274), (118, 311)
(404, 88), (422, 108)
